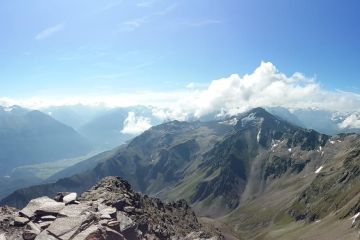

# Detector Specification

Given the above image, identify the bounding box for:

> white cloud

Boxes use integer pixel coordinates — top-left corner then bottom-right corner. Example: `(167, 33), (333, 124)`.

(338, 113), (360, 129)
(154, 62), (321, 119)
(35, 23), (65, 40)
(2, 62), (360, 123)
(121, 112), (152, 135)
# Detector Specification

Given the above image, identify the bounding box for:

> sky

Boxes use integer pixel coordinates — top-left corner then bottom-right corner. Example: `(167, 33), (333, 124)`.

(0, 0), (360, 111)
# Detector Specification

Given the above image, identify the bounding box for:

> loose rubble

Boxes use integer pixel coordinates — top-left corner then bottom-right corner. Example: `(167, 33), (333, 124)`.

(0, 176), (223, 240)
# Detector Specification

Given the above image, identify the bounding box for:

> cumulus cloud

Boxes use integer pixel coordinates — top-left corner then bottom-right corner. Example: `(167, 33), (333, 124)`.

(35, 23), (65, 40)
(121, 112), (152, 135)
(152, 62), (319, 120)
(338, 113), (360, 129)
(153, 62), (360, 120)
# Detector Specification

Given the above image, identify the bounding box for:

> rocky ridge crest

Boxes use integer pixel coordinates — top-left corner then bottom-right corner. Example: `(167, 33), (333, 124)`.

(0, 176), (222, 240)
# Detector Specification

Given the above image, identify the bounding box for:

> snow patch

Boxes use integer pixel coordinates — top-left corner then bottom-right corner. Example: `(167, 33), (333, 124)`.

(329, 140), (335, 144)
(271, 139), (281, 150)
(350, 212), (360, 225)
(257, 129), (261, 143)
(288, 148), (292, 153)
(219, 117), (238, 126)
(4, 107), (12, 112)
(241, 113), (256, 127)
(315, 166), (323, 174)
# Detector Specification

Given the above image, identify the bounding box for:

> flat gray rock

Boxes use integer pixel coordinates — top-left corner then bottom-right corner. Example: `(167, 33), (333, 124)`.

(20, 197), (65, 218)
(72, 224), (103, 240)
(46, 213), (95, 239)
(34, 230), (58, 240)
(58, 203), (91, 218)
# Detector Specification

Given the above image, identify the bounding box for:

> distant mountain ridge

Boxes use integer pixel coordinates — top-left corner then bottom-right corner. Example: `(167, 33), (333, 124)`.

(0, 105), (92, 176)
(2, 107), (360, 239)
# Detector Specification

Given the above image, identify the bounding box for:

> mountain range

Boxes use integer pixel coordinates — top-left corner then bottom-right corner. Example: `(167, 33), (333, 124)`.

(0, 106), (92, 176)
(2, 107), (360, 239)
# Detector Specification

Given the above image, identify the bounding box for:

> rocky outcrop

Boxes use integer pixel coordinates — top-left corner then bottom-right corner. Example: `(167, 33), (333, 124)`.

(0, 177), (223, 240)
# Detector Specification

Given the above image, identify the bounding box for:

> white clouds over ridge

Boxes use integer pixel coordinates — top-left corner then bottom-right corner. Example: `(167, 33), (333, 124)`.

(1, 62), (360, 123)
(121, 112), (152, 135)
(154, 62), (360, 120)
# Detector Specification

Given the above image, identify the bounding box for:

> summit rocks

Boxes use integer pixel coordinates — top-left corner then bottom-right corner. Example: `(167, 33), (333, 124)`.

(0, 176), (223, 240)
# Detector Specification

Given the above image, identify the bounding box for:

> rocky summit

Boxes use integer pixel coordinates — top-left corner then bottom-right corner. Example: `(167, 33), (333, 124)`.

(0, 176), (222, 240)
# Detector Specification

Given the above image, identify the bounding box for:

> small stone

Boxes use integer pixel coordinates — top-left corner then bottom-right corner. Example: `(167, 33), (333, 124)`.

(100, 214), (112, 219)
(37, 221), (52, 230)
(14, 216), (29, 226)
(0, 233), (6, 240)
(40, 215), (56, 221)
(27, 222), (41, 235)
(100, 207), (116, 218)
(63, 193), (77, 204)
(107, 220), (120, 228)
(22, 230), (38, 240)
(123, 206), (135, 213)
(54, 192), (71, 202)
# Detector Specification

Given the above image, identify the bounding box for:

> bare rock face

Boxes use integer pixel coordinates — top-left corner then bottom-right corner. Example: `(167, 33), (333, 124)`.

(0, 176), (223, 240)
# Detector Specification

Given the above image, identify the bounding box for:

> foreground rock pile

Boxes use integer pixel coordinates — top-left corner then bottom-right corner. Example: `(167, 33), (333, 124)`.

(0, 176), (223, 240)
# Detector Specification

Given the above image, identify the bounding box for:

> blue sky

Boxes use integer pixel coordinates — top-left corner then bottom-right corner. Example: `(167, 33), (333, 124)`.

(0, 0), (359, 100)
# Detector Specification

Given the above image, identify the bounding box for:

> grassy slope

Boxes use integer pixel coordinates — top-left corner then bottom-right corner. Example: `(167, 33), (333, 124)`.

(212, 134), (360, 239)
